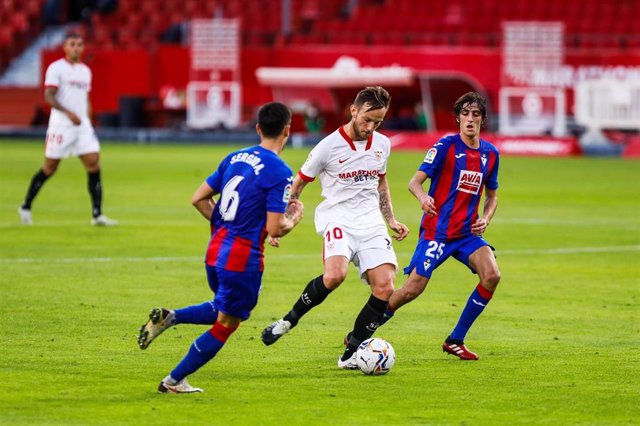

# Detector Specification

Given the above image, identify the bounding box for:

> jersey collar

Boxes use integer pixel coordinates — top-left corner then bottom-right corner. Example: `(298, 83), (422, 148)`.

(339, 126), (373, 151)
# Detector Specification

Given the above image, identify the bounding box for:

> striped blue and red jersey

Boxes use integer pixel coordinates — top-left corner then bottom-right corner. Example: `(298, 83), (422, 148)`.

(418, 134), (499, 241)
(204, 145), (293, 272)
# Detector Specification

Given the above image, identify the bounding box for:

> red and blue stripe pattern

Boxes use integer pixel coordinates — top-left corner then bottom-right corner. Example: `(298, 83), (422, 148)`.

(419, 135), (499, 241)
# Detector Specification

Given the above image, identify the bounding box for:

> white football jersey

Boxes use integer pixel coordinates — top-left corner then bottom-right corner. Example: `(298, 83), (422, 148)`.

(44, 58), (92, 127)
(300, 126), (391, 233)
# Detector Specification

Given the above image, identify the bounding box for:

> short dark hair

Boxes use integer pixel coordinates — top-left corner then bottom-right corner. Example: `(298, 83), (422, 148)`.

(64, 32), (83, 41)
(354, 86), (391, 112)
(453, 91), (488, 126)
(257, 102), (291, 138)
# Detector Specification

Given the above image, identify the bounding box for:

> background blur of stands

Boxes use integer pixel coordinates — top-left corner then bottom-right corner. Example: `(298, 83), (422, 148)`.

(0, 0), (638, 157)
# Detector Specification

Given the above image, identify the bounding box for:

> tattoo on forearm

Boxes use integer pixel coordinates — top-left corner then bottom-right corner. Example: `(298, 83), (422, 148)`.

(379, 190), (394, 222)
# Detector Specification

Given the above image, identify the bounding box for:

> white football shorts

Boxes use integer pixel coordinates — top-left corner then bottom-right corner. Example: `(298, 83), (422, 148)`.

(322, 222), (398, 280)
(44, 123), (100, 159)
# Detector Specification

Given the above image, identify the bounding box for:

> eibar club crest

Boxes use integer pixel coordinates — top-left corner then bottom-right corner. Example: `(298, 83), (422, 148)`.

(423, 259), (432, 272)
(481, 154), (487, 166)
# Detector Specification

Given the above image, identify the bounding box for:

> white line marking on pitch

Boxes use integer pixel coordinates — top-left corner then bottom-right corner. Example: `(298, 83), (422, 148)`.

(1, 245), (638, 264)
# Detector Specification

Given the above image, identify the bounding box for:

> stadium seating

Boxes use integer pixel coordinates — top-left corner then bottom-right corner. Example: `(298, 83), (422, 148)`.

(70, 0), (637, 52)
(0, 0), (45, 71)
(2, 0), (634, 72)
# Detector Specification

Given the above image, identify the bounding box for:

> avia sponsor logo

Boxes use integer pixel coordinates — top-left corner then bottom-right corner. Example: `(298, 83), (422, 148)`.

(338, 169), (379, 182)
(456, 170), (483, 194)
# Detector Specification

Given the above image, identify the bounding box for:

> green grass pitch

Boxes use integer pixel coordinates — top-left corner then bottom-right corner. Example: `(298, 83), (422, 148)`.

(0, 140), (638, 425)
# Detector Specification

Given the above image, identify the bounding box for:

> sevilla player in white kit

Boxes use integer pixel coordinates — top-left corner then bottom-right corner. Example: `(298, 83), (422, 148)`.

(261, 86), (409, 368)
(18, 33), (116, 226)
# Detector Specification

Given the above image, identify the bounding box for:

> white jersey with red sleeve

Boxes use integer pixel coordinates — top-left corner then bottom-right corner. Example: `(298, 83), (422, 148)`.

(44, 58), (92, 127)
(299, 126), (391, 233)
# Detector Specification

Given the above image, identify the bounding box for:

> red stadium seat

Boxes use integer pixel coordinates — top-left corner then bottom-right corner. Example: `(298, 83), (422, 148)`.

(41, 0), (636, 52)
(11, 12), (29, 35)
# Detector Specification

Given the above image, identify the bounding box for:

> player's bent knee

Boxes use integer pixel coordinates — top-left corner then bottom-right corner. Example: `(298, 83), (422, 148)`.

(323, 273), (346, 289)
(372, 284), (394, 301)
(482, 270), (501, 290)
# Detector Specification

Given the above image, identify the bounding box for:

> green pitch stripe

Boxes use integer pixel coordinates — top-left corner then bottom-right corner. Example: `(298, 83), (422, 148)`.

(1, 245), (639, 263)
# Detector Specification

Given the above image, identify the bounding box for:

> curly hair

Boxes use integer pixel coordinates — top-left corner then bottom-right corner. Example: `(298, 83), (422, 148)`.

(453, 91), (488, 127)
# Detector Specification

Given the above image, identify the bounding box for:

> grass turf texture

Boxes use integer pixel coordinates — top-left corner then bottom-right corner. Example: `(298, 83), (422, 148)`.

(0, 140), (638, 425)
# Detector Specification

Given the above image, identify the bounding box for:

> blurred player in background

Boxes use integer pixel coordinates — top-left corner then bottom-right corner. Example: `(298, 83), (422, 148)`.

(18, 33), (117, 226)
(260, 86), (409, 369)
(380, 91), (501, 360)
(137, 102), (303, 393)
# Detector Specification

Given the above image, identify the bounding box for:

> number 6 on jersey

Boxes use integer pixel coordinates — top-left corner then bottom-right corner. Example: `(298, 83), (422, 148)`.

(219, 175), (244, 221)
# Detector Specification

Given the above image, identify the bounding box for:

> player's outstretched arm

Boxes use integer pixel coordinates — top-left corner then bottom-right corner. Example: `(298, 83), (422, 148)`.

(289, 174), (308, 202)
(266, 199), (304, 239)
(408, 171), (436, 216)
(191, 181), (217, 220)
(267, 174), (309, 247)
(378, 175), (409, 241)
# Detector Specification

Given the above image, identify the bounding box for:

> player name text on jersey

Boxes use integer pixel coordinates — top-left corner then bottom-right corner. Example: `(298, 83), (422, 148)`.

(230, 152), (265, 175)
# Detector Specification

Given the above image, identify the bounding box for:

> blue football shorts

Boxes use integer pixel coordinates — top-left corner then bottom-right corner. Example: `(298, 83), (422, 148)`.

(403, 234), (494, 279)
(206, 265), (263, 320)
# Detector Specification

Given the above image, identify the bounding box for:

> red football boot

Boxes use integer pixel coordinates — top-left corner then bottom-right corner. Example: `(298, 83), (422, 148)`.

(442, 337), (479, 360)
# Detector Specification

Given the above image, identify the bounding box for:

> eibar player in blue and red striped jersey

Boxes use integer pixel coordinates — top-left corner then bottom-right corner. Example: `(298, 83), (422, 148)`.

(383, 91), (501, 360)
(137, 102), (304, 393)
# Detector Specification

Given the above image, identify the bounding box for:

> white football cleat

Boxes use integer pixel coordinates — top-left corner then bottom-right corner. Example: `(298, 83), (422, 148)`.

(158, 376), (203, 394)
(261, 319), (292, 346)
(337, 352), (359, 370)
(138, 308), (176, 350)
(18, 207), (32, 225)
(91, 214), (118, 226)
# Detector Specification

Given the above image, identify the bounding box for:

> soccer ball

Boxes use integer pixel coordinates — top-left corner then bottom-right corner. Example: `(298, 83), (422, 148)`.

(356, 338), (395, 375)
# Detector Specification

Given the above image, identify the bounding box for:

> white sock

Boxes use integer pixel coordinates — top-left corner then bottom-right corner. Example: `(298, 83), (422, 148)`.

(163, 375), (178, 385)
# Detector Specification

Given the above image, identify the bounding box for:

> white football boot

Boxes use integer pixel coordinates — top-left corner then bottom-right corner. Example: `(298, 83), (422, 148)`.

(18, 207), (32, 225)
(138, 308), (176, 349)
(337, 352), (359, 370)
(158, 376), (203, 394)
(91, 214), (118, 226)
(261, 319), (292, 346)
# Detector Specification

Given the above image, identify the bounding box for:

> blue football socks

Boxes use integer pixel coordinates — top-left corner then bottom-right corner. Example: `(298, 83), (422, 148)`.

(174, 301), (217, 325)
(170, 330), (224, 381)
(450, 284), (493, 341)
